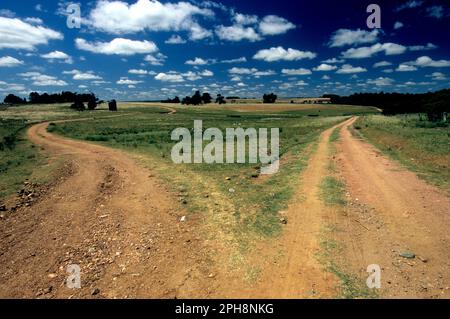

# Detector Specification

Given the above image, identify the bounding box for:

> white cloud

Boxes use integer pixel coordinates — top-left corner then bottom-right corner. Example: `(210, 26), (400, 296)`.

(342, 43), (407, 59)
(373, 61), (393, 68)
(253, 46), (316, 62)
(165, 35), (186, 44)
(20, 72), (67, 86)
(0, 56), (24, 67)
(409, 43), (438, 51)
(185, 57), (208, 65)
(281, 68), (312, 76)
(128, 69), (149, 75)
(0, 17), (62, 50)
(367, 77), (394, 86)
(144, 53), (167, 66)
(322, 75), (331, 80)
(233, 12), (258, 25)
(63, 69), (103, 81)
(41, 50), (73, 64)
(229, 67), (258, 75)
(336, 64), (367, 74)
(88, 0), (213, 40)
(396, 1), (424, 12)
(221, 57), (247, 63)
(396, 64), (418, 72)
(427, 6), (444, 19)
(155, 72), (185, 82)
(313, 64), (337, 71)
(258, 15), (295, 36)
(329, 29), (379, 47)
(394, 21), (404, 30)
(200, 69), (214, 77)
(215, 25), (261, 42)
(322, 58), (344, 64)
(75, 38), (158, 56)
(405, 56), (450, 68)
(24, 17), (43, 25)
(117, 77), (143, 85)
(428, 72), (447, 81)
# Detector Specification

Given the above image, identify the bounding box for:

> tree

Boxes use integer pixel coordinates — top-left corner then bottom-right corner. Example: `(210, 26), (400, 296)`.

(191, 91), (202, 106)
(263, 93), (277, 104)
(108, 100), (118, 111)
(216, 94), (226, 105)
(4, 94), (26, 105)
(202, 92), (212, 104)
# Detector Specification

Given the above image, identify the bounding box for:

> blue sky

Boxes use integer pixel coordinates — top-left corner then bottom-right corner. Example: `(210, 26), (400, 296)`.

(0, 0), (449, 101)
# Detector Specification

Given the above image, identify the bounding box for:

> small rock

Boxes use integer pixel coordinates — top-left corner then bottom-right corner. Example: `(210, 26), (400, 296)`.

(91, 288), (100, 296)
(180, 216), (186, 222)
(418, 256), (428, 263)
(399, 252), (415, 259)
(208, 273), (215, 278)
(47, 273), (57, 279)
(225, 177), (231, 181)
(228, 188), (235, 193)
(280, 218), (287, 225)
(0, 204), (6, 211)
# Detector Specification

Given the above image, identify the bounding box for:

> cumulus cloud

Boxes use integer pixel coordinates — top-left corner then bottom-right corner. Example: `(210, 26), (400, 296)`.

(0, 56), (24, 67)
(185, 57), (208, 65)
(396, 64), (418, 72)
(427, 6), (444, 19)
(396, 1), (424, 12)
(63, 69), (103, 81)
(215, 25), (261, 42)
(281, 68), (312, 76)
(394, 21), (404, 30)
(253, 46), (316, 62)
(313, 64), (337, 71)
(373, 61), (393, 68)
(41, 50), (73, 64)
(221, 57), (247, 63)
(409, 43), (438, 51)
(0, 17), (62, 50)
(329, 29), (379, 47)
(128, 69), (149, 75)
(258, 15), (295, 36)
(404, 56), (450, 68)
(336, 64), (367, 74)
(233, 12), (258, 25)
(155, 72), (185, 82)
(20, 72), (67, 86)
(342, 43), (407, 59)
(229, 67), (257, 75)
(87, 0), (213, 40)
(367, 77), (394, 86)
(144, 53), (167, 66)
(165, 35), (187, 44)
(427, 72), (447, 81)
(117, 77), (143, 85)
(75, 38), (158, 56)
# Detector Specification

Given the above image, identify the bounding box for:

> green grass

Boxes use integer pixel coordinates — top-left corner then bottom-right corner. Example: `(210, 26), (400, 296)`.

(355, 114), (450, 195)
(319, 176), (347, 206)
(0, 119), (60, 198)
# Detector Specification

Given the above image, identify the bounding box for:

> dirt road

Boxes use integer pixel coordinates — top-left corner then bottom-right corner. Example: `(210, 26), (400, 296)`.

(0, 117), (448, 298)
(0, 121), (219, 298)
(332, 118), (450, 298)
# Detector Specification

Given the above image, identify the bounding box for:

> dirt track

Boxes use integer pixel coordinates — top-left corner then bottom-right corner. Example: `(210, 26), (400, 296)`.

(0, 121), (219, 298)
(0, 117), (448, 298)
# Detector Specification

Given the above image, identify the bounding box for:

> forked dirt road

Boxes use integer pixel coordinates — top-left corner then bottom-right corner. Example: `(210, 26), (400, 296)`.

(0, 117), (448, 298)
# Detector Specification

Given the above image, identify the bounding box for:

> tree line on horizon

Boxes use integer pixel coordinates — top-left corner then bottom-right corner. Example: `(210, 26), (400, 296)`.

(323, 88), (450, 121)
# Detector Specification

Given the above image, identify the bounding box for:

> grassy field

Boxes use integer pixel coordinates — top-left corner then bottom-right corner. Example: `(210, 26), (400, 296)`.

(355, 114), (450, 195)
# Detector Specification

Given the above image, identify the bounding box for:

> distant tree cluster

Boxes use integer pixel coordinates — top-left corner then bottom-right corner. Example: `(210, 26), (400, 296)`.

(161, 96), (180, 103)
(323, 89), (450, 121)
(3, 94), (26, 105)
(180, 91), (212, 106)
(263, 93), (278, 104)
(2, 91), (102, 112)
